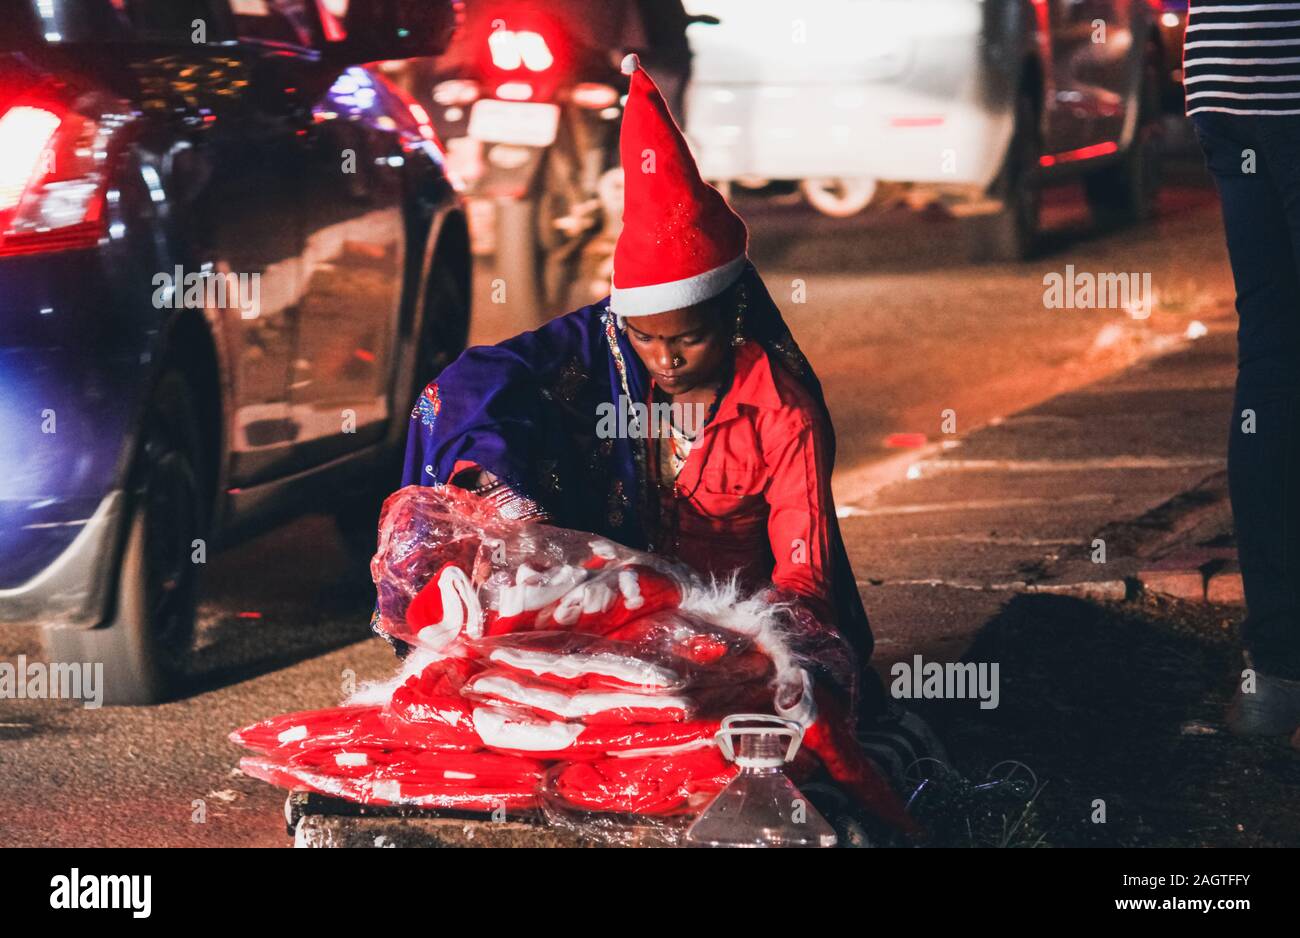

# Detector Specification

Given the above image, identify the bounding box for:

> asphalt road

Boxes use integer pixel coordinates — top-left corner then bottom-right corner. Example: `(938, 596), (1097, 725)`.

(0, 133), (1240, 847)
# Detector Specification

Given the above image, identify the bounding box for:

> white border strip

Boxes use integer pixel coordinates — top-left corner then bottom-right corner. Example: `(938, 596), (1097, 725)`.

(610, 253), (747, 318)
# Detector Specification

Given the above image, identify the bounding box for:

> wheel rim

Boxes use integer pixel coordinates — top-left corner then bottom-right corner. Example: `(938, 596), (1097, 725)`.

(801, 178), (876, 217)
(536, 187), (585, 310)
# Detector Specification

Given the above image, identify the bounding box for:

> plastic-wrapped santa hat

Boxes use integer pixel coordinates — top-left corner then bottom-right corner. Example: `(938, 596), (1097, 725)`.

(610, 53), (749, 318)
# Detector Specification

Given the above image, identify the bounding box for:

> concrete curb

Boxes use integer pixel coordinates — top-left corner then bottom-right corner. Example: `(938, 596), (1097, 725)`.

(1137, 552), (1243, 605)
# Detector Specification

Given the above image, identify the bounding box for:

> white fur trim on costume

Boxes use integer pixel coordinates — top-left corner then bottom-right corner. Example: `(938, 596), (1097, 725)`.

(467, 674), (691, 719)
(487, 647), (678, 689)
(609, 737), (715, 758)
(345, 644), (458, 707)
(618, 569), (644, 609)
(621, 52), (640, 75)
(498, 563), (587, 619)
(277, 724), (309, 744)
(472, 706), (584, 751)
(610, 252), (746, 318)
(552, 576), (617, 626)
(677, 574), (812, 718)
(413, 564), (482, 651)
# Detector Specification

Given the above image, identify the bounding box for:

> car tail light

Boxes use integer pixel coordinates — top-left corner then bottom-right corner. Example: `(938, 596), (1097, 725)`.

(0, 94), (127, 258)
(433, 79), (480, 106)
(570, 83), (620, 110)
(495, 82), (533, 102)
(488, 29), (554, 72)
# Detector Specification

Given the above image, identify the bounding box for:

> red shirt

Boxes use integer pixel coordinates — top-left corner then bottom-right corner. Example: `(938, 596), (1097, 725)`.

(648, 340), (837, 621)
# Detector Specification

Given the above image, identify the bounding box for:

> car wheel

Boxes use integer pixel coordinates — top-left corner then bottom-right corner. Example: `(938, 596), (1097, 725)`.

(494, 129), (590, 320)
(800, 177), (877, 218)
(495, 189), (582, 319)
(1083, 40), (1163, 228)
(44, 371), (206, 705)
(966, 90), (1041, 263)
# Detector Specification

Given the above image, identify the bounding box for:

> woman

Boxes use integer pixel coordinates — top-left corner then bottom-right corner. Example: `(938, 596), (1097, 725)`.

(399, 55), (883, 718)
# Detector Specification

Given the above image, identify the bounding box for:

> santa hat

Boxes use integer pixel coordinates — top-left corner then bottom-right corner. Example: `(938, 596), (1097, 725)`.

(611, 53), (749, 318)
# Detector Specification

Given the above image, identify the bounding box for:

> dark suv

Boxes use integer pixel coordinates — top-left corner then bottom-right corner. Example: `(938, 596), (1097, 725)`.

(0, 0), (471, 703)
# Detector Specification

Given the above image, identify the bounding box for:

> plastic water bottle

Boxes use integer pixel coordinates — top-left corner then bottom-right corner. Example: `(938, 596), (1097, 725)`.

(684, 714), (837, 848)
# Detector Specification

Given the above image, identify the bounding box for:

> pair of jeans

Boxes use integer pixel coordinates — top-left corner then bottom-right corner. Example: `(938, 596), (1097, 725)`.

(1193, 111), (1300, 680)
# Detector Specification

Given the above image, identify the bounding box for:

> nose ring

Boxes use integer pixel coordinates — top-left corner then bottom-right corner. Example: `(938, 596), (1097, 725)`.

(671, 355), (685, 368)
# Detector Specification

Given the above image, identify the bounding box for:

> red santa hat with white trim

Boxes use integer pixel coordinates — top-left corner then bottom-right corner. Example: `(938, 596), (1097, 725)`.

(610, 53), (749, 318)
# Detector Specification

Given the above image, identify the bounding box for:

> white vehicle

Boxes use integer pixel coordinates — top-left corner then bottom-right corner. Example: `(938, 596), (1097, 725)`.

(682, 0), (1166, 261)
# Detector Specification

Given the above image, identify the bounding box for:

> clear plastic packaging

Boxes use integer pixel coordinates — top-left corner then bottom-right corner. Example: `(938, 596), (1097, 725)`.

(230, 484), (912, 837)
(241, 746), (542, 811)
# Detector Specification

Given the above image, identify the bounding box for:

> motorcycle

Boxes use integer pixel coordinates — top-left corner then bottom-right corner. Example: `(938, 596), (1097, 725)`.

(425, 4), (633, 317)
(424, 1), (717, 317)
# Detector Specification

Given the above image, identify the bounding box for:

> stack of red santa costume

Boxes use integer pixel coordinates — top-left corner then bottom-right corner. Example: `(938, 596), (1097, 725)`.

(233, 483), (909, 827)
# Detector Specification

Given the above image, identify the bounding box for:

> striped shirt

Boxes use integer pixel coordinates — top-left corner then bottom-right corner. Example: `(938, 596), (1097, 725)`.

(1184, 2), (1300, 115)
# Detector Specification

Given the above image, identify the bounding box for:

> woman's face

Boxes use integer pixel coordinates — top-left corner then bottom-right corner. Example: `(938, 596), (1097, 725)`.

(622, 301), (731, 394)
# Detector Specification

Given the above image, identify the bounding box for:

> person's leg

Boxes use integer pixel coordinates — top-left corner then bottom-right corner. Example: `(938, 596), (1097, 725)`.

(1193, 112), (1300, 688)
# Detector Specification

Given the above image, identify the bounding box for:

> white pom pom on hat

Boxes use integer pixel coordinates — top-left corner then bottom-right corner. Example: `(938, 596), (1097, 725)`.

(620, 52), (640, 75)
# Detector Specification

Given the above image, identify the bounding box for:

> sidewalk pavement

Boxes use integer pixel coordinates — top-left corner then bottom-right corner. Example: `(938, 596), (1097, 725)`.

(838, 325), (1238, 670)
(835, 325), (1300, 847)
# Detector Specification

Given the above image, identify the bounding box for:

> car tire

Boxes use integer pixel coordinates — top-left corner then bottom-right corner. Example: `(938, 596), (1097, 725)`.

(1083, 40), (1163, 228)
(494, 126), (590, 320)
(800, 177), (877, 218)
(495, 189), (580, 320)
(966, 89), (1041, 264)
(44, 371), (206, 705)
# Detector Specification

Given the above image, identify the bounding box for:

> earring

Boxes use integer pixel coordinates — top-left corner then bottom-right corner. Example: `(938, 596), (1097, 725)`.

(731, 281), (748, 346)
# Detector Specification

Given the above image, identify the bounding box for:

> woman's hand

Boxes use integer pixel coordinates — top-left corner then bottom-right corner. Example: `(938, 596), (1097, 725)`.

(450, 466), (498, 491)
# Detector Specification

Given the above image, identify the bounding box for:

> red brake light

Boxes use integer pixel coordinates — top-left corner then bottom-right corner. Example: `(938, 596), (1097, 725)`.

(488, 29), (554, 72)
(495, 82), (533, 102)
(0, 106), (61, 211)
(0, 94), (124, 258)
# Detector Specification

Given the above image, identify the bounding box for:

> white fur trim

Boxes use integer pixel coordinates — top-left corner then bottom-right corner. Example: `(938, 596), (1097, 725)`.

(488, 646), (678, 689)
(344, 644), (458, 707)
(618, 569), (644, 609)
(472, 706), (584, 751)
(610, 252), (746, 318)
(676, 574), (818, 726)
(621, 52), (640, 75)
(498, 563), (587, 619)
(467, 674), (691, 719)
(405, 565), (484, 653)
(552, 576), (617, 626)
(608, 737), (715, 758)
(277, 724), (309, 744)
